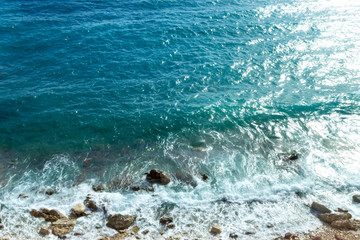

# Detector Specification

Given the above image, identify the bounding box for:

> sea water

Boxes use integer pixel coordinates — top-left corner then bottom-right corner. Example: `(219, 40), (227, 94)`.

(1, 0), (360, 239)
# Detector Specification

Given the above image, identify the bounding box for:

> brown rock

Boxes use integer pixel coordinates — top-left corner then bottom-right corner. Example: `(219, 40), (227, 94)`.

(317, 213), (351, 224)
(311, 202), (331, 213)
(131, 226), (140, 233)
(312, 237), (322, 240)
(142, 230), (149, 235)
(92, 184), (105, 192)
(45, 189), (56, 195)
(106, 214), (136, 230)
(18, 194), (28, 199)
(70, 204), (88, 218)
(167, 224), (175, 229)
(336, 208), (348, 213)
(30, 208), (67, 222)
(335, 234), (345, 240)
(160, 217), (173, 225)
(39, 226), (50, 236)
(146, 169), (170, 185)
(0, 225), (4, 230)
(51, 218), (76, 237)
(245, 231), (255, 235)
(353, 195), (360, 203)
(84, 195), (98, 211)
(201, 173), (208, 181)
(210, 225), (221, 235)
(288, 153), (298, 160)
(330, 219), (360, 230)
(285, 232), (292, 239)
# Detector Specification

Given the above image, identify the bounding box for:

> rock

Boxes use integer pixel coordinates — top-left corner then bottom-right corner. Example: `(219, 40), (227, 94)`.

(288, 154), (298, 160)
(30, 208), (67, 222)
(159, 217), (173, 225)
(84, 195), (98, 211)
(266, 223), (274, 228)
(50, 218), (76, 237)
(210, 225), (221, 235)
(201, 173), (208, 181)
(331, 219), (360, 231)
(285, 232), (292, 239)
(335, 234), (345, 240)
(18, 194), (28, 199)
(311, 202), (331, 213)
(39, 226), (50, 236)
(70, 204), (88, 218)
(245, 231), (255, 235)
(142, 230), (149, 235)
(45, 189), (56, 195)
(131, 186), (154, 192)
(0, 225), (4, 230)
(92, 184), (105, 192)
(146, 169), (170, 185)
(131, 226), (140, 233)
(229, 233), (238, 239)
(173, 170), (197, 187)
(353, 195), (360, 203)
(167, 224), (175, 229)
(317, 213), (351, 224)
(336, 208), (348, 213)
(74, 232), (84, 236)
(312, 237), (322, 240)
(106, 214), (136, 230)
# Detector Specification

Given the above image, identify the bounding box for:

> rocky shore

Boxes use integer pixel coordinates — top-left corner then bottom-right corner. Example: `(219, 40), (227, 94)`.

(1, 169), (360, 240)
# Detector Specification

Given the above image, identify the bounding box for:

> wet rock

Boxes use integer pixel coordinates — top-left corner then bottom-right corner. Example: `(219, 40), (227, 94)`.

(210, 225), (221, 235)
(312, 237), (322, 240)
(107, 176), (134, 191)
(39, 226), (50, 236)
(245, 231), (255, 235)
(285, 232), (292, 239)
(70, 204), (88, 218)
(317, 213), (351, 224)
(167, 224), (175, 229)
(311, 202), (331, 213)
(45, 189), (56, 195)
(229, 233), (238, 239)
(335, 234), (345, 240)
(106, 214), (137, 230)
(131, 226), (140, 233)
(146, 169), (170, 185)
(92, 184), (105, 192)
(159, 217), (173, 225)
(84, 195), (98, 211)
(353, 195), (360, 203)
(201, 173), (208, 181)
(74, 232), (84, 236)
(18, 194), (28, 199)
(287, 154), (298, 160)
(0, 225), (4, 230)
(51, 218), (76, 237)
(30, 208), (67, 222)
(266, 223), (274, 228)
(142, 230), (149, 235)
(131, 186), (154, 192)
(336, 208), (348, 213)
(331, 219), (360, 230)
(173, 170), (197, 187)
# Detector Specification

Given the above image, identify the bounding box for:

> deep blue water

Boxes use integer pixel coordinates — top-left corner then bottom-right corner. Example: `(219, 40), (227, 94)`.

(1, 0), (360, 239)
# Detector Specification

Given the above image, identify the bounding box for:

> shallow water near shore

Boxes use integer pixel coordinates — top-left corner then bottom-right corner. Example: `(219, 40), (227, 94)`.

(1, 0), (360, 239)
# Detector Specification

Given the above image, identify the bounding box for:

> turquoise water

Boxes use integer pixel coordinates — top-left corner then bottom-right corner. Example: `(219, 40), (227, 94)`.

(1, 0), (360, 239)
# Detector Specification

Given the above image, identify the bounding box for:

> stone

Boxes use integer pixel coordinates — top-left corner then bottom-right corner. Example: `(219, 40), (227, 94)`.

(51, 218), (76, 237)
(45, 189), (56, 195)
(167, 224), (175, 229)
(92, 184), (105, 192)
(353, 195), (360, 203)
(288, 154), (298, 160)
(311, 202), (331, 213)
(335, 234), (345, 240)
(70, 204), (88, 218)
(245, 231), (255, 235)
(312, 237), (322, 240)
(317, 213), (352, 224)
(210, 225), (221, 235)
(84, 195), (98, 211)
(0, 225), (4, 230)
(336, 208), (348, 213)
(285, 232), (292, 239)
(106, 214), (136, 230)
(39, 226), (50, 236)
(142, 230), (149, 235)
(201, 173), (208, 181)
(159, 217), (173, 225)
(146, 169), (170, 185)
(18, 194), (28, 199)
(331, 219), (360, 231)
(30, 208), (67, 222)
(131, 226), (140, 233)
(229, 233), (238, 239)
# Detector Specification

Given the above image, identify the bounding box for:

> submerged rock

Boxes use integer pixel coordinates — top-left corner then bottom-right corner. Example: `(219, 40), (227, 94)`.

(30, 208), (67, 222)
(70, 204), (88, 218)
(317, 213), (351, 224)
(201, 173), (209, 181)
(106, 214), (136, 230)
(92, 184), (105, 192)
(39, 226), (50, 236)
(353, 195), (360, 203)
(167, 224), (175, 229)
(45, 189), (56, 195)
(210, 225), (221, 235)
(173, 170), (197, 187)
(18, 193), (28, 199)
(146, 169), (170, 185)
(287, 154), (298, 160)
(311, 202), (331, 213)
(84, 195), (98, 211)
(159, 217), (173, 225)
(51, 218), (76, 237)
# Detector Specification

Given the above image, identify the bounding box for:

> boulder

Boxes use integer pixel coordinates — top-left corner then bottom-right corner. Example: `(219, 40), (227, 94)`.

(331, 219), (360, 231)
(317, 213), (351, 224)
(353, 195), (360, 203)
(51, 218), (76, 237)
(70, 204), (88, 218)
(131, 226), (140, 233)
(285, 233), (292, 239)
(30, 208), (67, 222)
(92, 184), (105, 192)
(84, 195), (98, 211)
(146, 169), (170, 185)
(159, 217), (173, 225)
(311, 202), (331, 213)
(201, 173), (208, 181)
(288, 154), (298, 160)
(39, 226), (50, 236)
(106, 214), (136, 230)
(167, 224), (175, 229)
(210, 225), (221, 235)
(45, 189), (56, 195)
(229, 233), (238, 239)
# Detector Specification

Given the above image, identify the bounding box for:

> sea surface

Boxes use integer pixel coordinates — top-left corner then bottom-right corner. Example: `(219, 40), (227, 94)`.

(1, 0), (360, 239)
